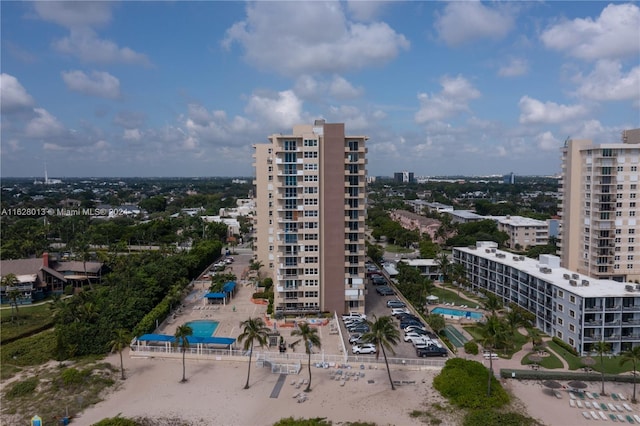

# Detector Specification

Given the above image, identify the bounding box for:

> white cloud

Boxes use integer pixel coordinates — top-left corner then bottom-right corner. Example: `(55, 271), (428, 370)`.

(25, 108), (65, 138)
(33, 1), (113, 29)
(346, 0), (390, 21)
(415, 75), (481, 123)
(123, 129), (142, 141)
(0, 73), (35, 113)
(245, 90), (304, 129)
(329, 76), (364, 99)
(535, 131), (561, 151)
(62, 70), (121, 99)
(53, 29), (151, 65)
(435, 1), (514, 47)
(518, 96), (589, 125)
(541, 3), (640, 61)
(573, 60), (640, 102)
(223, 1), (409, 75)
(498, 58), (529, 77)
(113, 111), (146, 129)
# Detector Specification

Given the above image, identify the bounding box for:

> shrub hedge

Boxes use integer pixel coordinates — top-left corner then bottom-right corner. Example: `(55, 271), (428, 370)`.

(552, 336), (578, 356)
(433, 358), (509, 409)
(464, 341), (479, 355)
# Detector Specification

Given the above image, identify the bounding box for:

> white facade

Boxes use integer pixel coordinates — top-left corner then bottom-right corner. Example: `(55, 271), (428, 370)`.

(453, 241), (640, 355)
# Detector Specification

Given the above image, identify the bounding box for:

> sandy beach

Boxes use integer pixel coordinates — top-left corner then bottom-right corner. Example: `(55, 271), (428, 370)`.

(77, 352), (453, 426)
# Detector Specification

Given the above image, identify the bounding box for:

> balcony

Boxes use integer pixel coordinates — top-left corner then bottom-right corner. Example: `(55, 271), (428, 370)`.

(584, 320), (603, 327)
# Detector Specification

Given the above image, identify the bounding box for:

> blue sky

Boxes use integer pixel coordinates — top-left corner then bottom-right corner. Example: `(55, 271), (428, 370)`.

(1, 1), (639, 178)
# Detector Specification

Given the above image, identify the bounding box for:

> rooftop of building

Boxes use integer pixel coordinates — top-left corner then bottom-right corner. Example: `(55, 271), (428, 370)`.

(486, 215), (548, 227)
(454, 242), (636, 298)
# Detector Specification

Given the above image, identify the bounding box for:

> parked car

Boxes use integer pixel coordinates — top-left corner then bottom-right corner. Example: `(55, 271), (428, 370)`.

(416, 346), (448, 357)
(352, 344), (377, 354)
(344, 317), (366, 326)
(346, 321), (367, 331)
(391, 307), (410, 316)
(371, 276), (387, 285)
(342, 312), (367, 321)
(404, 332), (428, 342)
(386, 300), (406, 308)
(349, 324), (371, 334)
(349, 333), (363, 344)
(400, 320), (425, 329)
(376, 286), (395, 295)
(403, 325), (427, 334)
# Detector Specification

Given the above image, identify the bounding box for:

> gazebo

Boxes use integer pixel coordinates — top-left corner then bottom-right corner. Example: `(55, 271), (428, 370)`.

(426, 295), (439, 305)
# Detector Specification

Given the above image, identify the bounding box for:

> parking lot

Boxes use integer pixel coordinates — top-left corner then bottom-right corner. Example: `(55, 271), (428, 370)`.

(339, 265), (449, 360)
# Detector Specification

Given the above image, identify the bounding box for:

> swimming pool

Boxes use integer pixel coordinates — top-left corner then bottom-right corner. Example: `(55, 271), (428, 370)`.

(431, 307), (483, 320)
(185, 320), (219, 338)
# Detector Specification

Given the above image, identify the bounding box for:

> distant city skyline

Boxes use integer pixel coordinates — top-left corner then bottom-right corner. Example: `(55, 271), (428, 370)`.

(1, 1), (638, 178)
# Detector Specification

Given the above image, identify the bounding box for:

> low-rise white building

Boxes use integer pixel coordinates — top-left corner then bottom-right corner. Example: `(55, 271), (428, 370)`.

(486, 215), (549, 250)
(453, 241), (640, 355)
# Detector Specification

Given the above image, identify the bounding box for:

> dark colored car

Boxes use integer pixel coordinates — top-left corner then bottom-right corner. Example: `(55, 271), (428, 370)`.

(416, 346), (448, 357)
(350, 325), (371, 334)
(376, 286), (395, 295)
(400, 320), (425, 329)
(371, 276), (387, 285)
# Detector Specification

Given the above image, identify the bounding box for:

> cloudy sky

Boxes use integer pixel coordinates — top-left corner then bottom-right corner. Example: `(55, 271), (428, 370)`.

(1, 1), (638, 178)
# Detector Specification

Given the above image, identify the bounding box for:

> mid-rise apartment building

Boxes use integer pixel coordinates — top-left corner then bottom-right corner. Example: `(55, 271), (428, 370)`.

(454, 242), (640, 355)
(487, 215), (549, 250)
(252, 120), (367, 315)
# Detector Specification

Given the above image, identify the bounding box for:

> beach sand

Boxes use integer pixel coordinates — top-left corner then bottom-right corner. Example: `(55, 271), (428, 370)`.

(76, 352), (457, 426)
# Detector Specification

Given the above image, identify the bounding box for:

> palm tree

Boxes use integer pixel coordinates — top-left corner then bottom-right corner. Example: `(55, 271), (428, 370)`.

(173, 324), (193, 383)
(620, 346), (640, 403)
(361, 315), (400, 390)
(237, 317), (270, 389)
(483, 293), (503, 315)
(1, 274), (20, 321)
(110, 329), (132, 380)
(527, 327), (542, 350)
(481, 314), (503, 396)
(292, 322), (321, 392)
(450, 263), (467, 295)
(592, 341), (611, 395)
(436, 253), (450, 284)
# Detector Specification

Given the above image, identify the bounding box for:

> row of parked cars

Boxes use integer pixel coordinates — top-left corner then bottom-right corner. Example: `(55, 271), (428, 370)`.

(341, 313), (377, 355)
(389, 303), (448, 358)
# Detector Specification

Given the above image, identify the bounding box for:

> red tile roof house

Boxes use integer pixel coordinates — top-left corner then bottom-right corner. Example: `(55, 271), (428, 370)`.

(0, 252), (105, 304)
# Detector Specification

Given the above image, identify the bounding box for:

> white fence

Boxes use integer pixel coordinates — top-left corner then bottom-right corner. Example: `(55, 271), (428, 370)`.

(130, 343), (446, 370)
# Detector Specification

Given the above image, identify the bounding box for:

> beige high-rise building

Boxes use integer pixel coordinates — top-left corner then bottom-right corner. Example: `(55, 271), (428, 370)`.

(252, 120), (368, 315)
(558, 128), (640, 282)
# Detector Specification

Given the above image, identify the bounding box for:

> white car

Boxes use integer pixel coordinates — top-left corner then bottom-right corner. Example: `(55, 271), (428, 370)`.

(342, 312), (367, 321)
(403, 325), (427, 333)
(404, 332), (427, 342)
(391, 308), (410, 316)
(352, 344), (377, 355)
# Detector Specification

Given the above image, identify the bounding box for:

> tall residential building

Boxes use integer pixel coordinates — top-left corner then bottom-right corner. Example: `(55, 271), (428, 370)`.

(252, 120), (368, 315)
(558, 129), (640, 283)
(393, 171), (414, 183)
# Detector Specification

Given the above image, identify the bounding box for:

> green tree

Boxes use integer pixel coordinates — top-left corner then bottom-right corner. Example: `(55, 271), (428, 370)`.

(173, 324), (193, 383)
(436, 253), (450, 283)
(481, 314), (503, 396)
(292, 322), (322, 392)
(592, 341), (611, 395)
(361, 315), (400, 390)
(110, 329), (132, 380)
(483, 293), (503, 315)
(237, 317), (270, 389)
(366, 243), (384, 264)
(620, 346), (640, 403)
(1, 273), (20, 321)
(426, 314), (446, 336)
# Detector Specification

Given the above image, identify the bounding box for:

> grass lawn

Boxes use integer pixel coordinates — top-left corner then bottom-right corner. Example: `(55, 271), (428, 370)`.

(384, 244), (414, 254)
(429, 287), (473, 307)
(1, 302), (55, 342)
(462, 325), (528, 359)
(522, 351), (564, 369)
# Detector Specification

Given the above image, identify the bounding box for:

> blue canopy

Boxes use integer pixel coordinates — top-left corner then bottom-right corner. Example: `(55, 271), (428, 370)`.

(204, 292), (226, 299)
(223, 281), (236, 293)
(137, 333), (235, 346)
